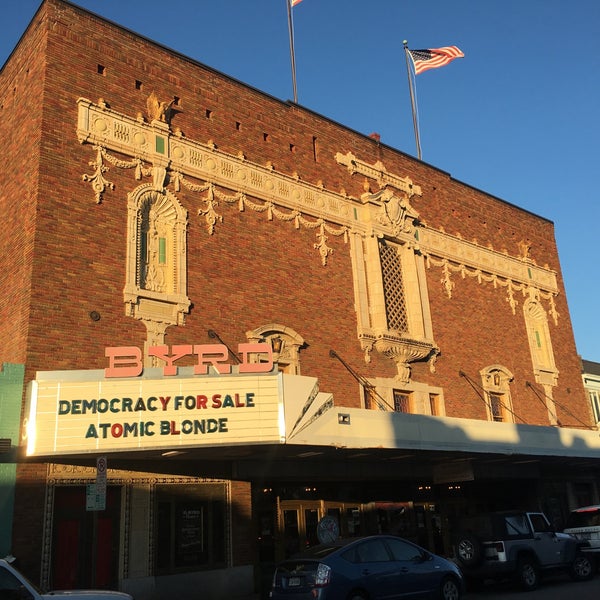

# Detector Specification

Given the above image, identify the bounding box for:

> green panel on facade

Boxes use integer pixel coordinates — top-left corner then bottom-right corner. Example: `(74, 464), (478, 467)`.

(0, 363), (25, 556)
(155, 135), (165, 154)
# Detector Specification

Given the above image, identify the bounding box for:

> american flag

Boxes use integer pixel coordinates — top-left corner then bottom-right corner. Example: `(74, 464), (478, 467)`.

(408, 46), (464, 75)
(291, 0), (303, 6)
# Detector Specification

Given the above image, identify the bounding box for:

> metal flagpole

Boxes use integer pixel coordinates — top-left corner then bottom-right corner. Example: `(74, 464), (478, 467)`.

(287, 0), (298, 103)
(403, 40), (422, 160)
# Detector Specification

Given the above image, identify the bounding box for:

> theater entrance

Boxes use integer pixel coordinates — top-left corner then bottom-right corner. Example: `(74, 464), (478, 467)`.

(278, 500), (363, 560)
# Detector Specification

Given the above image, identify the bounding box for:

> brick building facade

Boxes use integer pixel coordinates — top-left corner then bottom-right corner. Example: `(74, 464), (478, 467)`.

(0, 1), (599, 598)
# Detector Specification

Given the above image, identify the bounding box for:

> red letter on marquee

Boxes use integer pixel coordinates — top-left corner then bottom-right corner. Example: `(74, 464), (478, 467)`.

(149, 345), (193, 376)
(193, 344), (232, 375)
(238, 343), (273, 373)
(105, 347), (143, 378)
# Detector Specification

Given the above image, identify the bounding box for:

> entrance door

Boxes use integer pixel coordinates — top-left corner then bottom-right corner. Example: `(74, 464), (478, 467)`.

(278, 500), (363, 560)
(281, 501), (321, 558)
(51, 486), (121, 589)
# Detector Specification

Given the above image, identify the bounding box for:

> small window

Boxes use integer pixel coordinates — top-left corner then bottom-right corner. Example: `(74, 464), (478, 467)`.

(393, 390), (411, 413)
(429, 393), (439, 416)
(489, 392), (505, 422)
(158, 237), (166, 264)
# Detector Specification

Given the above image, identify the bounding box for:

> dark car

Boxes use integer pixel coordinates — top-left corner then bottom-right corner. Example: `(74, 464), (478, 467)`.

(269, 534), (464, 600)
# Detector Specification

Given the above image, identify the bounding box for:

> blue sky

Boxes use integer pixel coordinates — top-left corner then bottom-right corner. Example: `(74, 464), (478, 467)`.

(3, 0), (600, 361)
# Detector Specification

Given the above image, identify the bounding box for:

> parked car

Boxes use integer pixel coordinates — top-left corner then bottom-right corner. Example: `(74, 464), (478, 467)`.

(453, 510), (593, 591)
(564, 505), (600, 569)
(0, 557), (133, 600)
(269, 534), (464, 600)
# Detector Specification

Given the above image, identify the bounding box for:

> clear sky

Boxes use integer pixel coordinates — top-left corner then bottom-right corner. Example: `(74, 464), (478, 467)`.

(3, 0), (600, 361)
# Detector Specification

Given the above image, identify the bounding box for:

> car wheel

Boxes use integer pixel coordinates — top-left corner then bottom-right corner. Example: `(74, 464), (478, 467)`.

(455, 532), (482, 568)
(570, 552), (594, 581)
(440, 576), (462, 600)
(516, 557), (539, 591)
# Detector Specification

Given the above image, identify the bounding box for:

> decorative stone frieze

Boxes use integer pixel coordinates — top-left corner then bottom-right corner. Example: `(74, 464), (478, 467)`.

(76, 98), (561, 382)
(77, 97), (353, 266)
(76, 98), (559, 299)
(335, 151), (422, 198)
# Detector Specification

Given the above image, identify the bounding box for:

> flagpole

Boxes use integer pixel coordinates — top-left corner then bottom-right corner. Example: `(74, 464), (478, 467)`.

(403, 40), (422, 160)
(287, 0), (298, 103)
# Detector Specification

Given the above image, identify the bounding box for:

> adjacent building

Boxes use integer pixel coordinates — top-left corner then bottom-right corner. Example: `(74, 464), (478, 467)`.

(582, 359), (600, 425)
(1, 1), (599, 598)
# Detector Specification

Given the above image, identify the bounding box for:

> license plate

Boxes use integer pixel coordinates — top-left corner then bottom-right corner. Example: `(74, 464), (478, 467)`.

(288, 576), (301, 587)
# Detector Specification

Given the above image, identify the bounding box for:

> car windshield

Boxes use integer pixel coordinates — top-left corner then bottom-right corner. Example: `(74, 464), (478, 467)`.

(567, 508), (600, 528)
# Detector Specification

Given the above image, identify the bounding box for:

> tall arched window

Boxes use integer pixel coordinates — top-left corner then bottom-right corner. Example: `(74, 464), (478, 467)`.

(523, 290), (558, 386)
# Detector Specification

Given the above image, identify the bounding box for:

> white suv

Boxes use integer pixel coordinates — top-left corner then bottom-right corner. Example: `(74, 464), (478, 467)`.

(564, 505), (600, 559)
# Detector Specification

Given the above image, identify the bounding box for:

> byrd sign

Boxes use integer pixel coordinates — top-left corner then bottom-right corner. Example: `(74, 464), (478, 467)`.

(105, 343), (273, 377)
(25, 343), (284, 457)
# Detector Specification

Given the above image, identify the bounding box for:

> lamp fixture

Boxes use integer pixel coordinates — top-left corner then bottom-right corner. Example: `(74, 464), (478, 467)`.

(270, 336), (284, 354)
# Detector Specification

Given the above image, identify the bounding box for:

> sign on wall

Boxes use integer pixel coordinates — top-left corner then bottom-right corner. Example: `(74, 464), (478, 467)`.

(25, 368), (284, 456)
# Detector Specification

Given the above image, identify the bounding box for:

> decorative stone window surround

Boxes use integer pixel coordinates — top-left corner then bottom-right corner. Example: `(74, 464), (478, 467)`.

(246, 323), (305, 375)
(367, 376), (445, 416)
(123, 183), (191, 361)
(480, 365), (515, 423)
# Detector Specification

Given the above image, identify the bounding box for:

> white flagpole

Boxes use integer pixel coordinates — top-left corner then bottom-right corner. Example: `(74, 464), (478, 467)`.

(287, 0), (298, 103)
(403, 40), (422, 160)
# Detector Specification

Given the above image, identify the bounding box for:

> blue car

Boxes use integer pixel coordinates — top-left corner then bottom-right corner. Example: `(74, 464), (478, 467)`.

(269, 534), (464, 600)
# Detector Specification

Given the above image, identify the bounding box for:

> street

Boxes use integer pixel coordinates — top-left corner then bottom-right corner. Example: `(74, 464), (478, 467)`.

(246, 573), (600, 600)
(466, 572), (600, 599)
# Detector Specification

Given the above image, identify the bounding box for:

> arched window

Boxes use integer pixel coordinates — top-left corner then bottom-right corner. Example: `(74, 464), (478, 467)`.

(523, 290), (558, 386)
(139, 195), (177, 293)
(124, 184), (190, 354)
(480, 365), (514, 423)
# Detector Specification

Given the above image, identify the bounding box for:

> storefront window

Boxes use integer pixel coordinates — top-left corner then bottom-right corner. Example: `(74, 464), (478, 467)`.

(155, 484), (226, 573)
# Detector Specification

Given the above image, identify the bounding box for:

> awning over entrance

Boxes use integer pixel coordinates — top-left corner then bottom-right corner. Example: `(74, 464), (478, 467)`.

(23, 368), (600, 480)
(286, 398), (600, 460)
